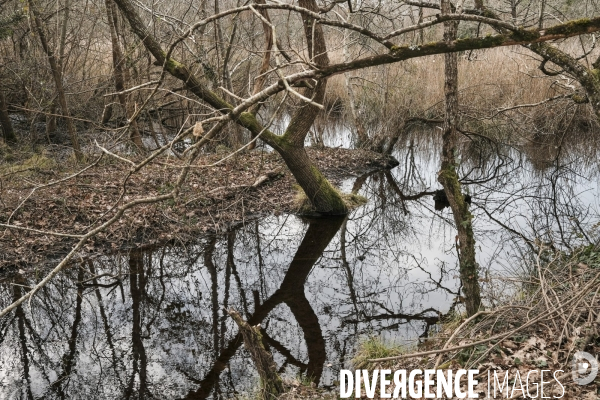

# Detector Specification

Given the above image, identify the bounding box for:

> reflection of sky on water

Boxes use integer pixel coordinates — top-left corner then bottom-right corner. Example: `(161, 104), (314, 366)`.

(1, 126), (599, 399)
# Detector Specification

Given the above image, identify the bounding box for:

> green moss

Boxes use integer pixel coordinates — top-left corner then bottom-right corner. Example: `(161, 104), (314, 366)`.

(453, 34), (505, 50)
(162, 55), (185, 72)
(293, 181), (355, 216)
(0, 151), (56, 176)
(309, 165), (348, 214)
(353, 336), (407, 370)
(571, 93), (589, 104)
(293, 186), (314, 215)
(511, 28), (540, 42)
(545, 18), (593, 36)
(342, 193), (367, 209)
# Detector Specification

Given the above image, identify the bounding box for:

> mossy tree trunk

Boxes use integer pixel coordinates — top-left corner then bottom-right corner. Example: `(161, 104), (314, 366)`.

(112, 0), (348, 214)
(529, 42), (600, 117)
(276, 0), (348, 214)
(439, 0), (482, 317)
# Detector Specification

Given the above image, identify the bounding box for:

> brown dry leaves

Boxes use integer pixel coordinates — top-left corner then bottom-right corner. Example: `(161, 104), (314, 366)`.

(0, 147), (389, 270)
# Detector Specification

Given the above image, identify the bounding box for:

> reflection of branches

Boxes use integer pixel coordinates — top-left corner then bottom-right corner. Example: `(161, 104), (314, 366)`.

(125, 250), (149, 399)
(384, 171), (434, 216)
(456, 128), (511, 185)
(180, 217), (344, 399)
(14, 284), (34, 400)
(89, 259), (127, 388)
(227, 231), (249, 316)
(478, 205), (537, 253)
(50, 267), (84, 399)
(385, 171), (435, 199)
(262, 331), (308, 372)
(340, 171), (375, 317)
(409, 255), (459, 297)
(342, 307), (439, 325)
(203, 238), (219, 358)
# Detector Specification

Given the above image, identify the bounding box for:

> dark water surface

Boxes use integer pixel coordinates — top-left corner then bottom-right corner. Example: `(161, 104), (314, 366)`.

(1, 128), (599, 399)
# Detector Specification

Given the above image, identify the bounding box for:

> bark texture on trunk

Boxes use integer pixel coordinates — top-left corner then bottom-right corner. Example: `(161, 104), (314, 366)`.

(0, 87), (16, 143)
(280, 146), (347, 214)
(106, 0), (144, 149)
(439, 0), (482, 317)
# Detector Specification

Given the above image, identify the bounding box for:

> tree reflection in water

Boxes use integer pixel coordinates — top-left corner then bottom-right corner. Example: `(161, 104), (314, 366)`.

(1, 130), (599, 399)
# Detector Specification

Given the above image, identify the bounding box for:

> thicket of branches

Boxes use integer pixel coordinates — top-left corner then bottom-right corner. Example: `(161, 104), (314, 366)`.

(1, 0), (600, 152)
(2, 0), (600, 324)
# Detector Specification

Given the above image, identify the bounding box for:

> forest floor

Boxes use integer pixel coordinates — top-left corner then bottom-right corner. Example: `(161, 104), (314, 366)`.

(0, 143), (397, 271)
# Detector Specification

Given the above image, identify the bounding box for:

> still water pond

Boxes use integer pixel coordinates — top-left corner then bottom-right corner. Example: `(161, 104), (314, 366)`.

(1, 129), (599, 399)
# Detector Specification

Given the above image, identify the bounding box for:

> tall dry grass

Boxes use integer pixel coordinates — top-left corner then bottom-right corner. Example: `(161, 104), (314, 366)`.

(324, 39), (599, 148)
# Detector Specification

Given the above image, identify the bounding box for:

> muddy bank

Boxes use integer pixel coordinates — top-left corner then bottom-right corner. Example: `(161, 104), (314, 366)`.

(0, 146), (397, 270)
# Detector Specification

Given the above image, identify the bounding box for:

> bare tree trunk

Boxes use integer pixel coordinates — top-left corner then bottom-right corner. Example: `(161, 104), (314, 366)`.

(58, 0), (69, 68)
(439, 0), (481, 317)
(279, 145), (347, 213)
(343, 27), (368, 149)
(510, 0), (518, 20)
(279, 0), (348, 214)
(0, 84), (16, 143)
(46, 102), (57, 138)
(106, 0), (144, 149)
(247, 0), (273, 150)
(538, 0), (546, 29)
(27, 0), (83, 161)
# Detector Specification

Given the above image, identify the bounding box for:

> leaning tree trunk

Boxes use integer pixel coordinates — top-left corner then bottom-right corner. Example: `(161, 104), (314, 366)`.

(278, 145), (347, 213)
(439, 0), (481, 317)
(27, 0), (83, 161)
(112, 0), (348, 214)
(276, 0), (348, 214)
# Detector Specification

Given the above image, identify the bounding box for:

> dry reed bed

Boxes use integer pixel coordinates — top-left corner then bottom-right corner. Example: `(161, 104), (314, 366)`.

(325, 43), (598, 143)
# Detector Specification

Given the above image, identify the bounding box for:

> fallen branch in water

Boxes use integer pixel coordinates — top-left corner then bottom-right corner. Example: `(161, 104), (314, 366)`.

(228, 308), (285, 400)
(208, 168), (284, 194)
